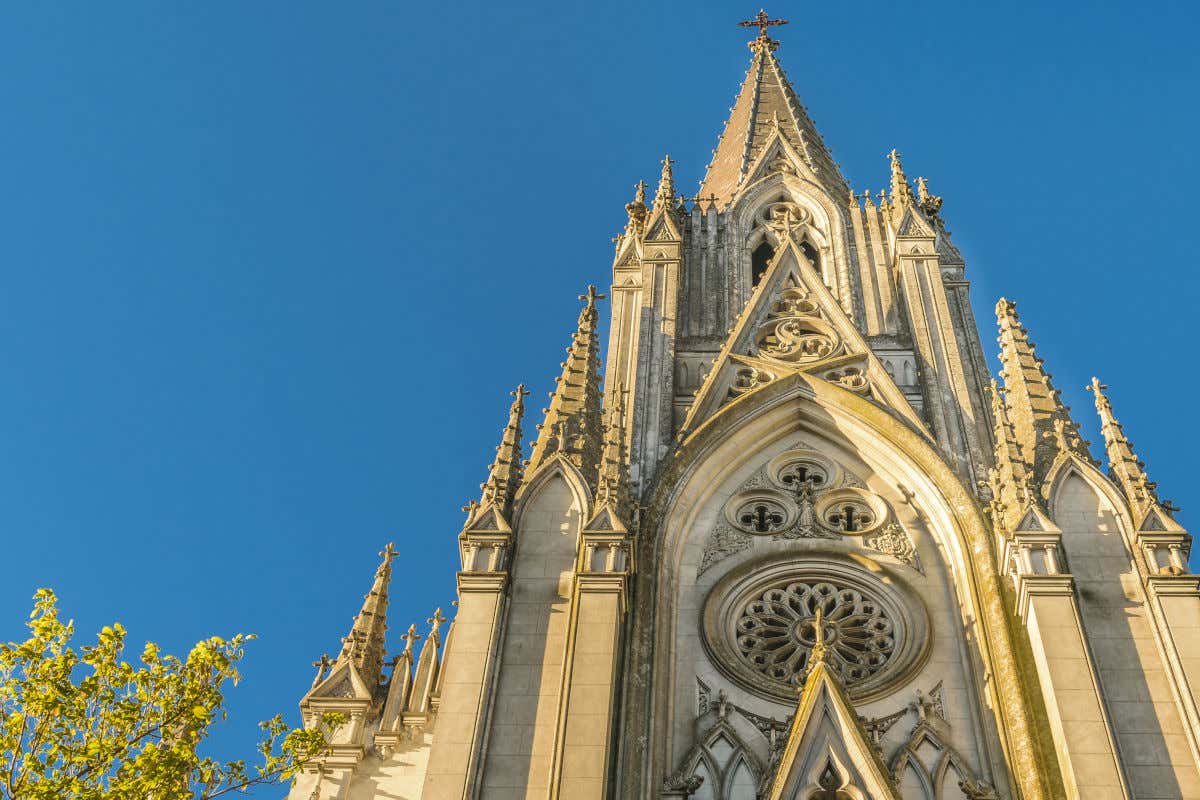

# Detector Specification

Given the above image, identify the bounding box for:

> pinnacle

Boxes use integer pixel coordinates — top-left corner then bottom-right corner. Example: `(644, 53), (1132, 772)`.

(653, 155), (677, 210)
(475, 384), (528, 517)
(888, 149), (913, 208)
(1086, 377), (1168, 517)
(335, 544), (396, 689)
(994, 298), (1091, 479)
(594, 385), (632, 524)
(526, 286), (605, 485)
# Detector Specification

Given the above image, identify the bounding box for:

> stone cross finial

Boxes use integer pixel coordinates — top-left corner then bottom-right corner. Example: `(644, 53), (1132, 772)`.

(512, 384), (530, 401)
(379, 542), (397, 564)
(310, 653), (332, 687)
(401, 623), (421, 655)
(579, 285), (607, 307)
(428, 608), (449, 639)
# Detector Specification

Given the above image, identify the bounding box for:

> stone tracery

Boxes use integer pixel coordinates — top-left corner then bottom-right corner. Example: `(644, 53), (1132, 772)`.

(734, 579), (896, 690)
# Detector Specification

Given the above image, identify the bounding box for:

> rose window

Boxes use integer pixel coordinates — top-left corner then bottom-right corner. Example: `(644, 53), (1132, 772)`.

(733, 580), (895, 690)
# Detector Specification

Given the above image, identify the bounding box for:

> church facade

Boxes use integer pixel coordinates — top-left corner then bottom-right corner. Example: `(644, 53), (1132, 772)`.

(290, 16), (1200, 800)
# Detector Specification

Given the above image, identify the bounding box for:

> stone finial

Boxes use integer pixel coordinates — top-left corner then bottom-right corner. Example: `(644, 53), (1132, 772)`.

(526, 287), (606, 485)
(427, 607), (449, 641)
(310, 653), (333, 689)
(400, 623), (421, 656)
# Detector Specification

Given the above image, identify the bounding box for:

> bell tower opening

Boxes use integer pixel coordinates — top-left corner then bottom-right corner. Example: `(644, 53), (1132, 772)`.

(751, 240), (775, 286)
(800, 239), (820, 273)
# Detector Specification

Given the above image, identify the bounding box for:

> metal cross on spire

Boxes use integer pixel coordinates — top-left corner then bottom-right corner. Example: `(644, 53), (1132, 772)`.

(738, 9), (789, 40)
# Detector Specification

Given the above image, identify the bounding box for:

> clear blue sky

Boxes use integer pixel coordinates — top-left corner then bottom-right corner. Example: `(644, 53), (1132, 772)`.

(2, 1), (1197, 786)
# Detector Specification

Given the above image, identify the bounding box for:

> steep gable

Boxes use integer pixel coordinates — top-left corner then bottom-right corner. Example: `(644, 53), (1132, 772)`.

(679, 236), (928, 437)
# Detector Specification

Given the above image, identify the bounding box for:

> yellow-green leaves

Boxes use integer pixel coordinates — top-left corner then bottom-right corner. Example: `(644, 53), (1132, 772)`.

(0, 590), (339, 800)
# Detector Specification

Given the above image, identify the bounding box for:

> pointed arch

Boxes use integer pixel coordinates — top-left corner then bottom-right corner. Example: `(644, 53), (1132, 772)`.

(624, 373), (1058, 800)
(726, 169), (853, 312)
(1045, 454), (1137, 540)
(676, 717), (765, 800)
(512, 453), (592, 531)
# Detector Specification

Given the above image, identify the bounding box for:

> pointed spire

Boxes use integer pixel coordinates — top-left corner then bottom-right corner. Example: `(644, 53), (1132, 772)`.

(1087, 378), (1169, 517)
(624, 180), (648, 236)
(888, 148), (914, 208)
(652, 155), (677, 210)
(476, 384), (527, 518)
(336, 543), (396, 687)
(699, 23), (847, 208)
(594, 385), (632, 524)
(995, 298), (1091, 478)
(526, 287), (605, 484)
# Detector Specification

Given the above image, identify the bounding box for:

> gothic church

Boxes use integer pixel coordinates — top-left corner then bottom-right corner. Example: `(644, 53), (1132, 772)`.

(290, 14), (1200, 800)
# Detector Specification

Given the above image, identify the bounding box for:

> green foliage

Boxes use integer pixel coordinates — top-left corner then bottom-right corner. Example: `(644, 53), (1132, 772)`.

(0, 589), (341, 799)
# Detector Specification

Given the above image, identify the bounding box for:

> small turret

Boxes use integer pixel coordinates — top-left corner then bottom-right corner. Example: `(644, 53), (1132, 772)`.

(526, 287), (605, 485)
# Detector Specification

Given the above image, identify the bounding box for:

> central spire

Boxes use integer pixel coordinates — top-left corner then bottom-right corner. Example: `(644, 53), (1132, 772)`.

(699, 14), (848, 208)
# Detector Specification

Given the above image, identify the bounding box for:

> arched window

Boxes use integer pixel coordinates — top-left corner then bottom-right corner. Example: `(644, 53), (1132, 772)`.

(751, 240), (775, 286)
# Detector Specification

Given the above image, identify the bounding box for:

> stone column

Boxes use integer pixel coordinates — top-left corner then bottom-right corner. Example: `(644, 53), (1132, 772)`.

(1140, 531), (1200, 771)
(421, 535), (510, 800)
(1012, 534), (1131, 798)
(550, 534), (631, 799)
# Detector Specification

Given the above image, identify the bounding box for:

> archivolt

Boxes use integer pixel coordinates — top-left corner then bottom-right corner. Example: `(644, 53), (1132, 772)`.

(623, 373), (1058, 800)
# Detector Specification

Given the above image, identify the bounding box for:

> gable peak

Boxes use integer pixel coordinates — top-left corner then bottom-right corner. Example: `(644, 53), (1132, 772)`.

(700, 22), (847, 209)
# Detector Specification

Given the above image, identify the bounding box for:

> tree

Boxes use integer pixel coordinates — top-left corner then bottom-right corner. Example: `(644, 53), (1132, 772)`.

(0, 589), (341, 800)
